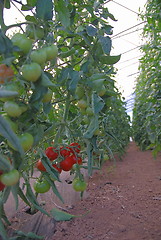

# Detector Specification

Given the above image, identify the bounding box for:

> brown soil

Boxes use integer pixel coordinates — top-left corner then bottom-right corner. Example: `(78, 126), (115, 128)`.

(3, 142), (161, 240)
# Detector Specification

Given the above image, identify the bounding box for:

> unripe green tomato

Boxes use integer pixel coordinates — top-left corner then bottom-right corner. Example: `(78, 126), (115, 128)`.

(19, 133), (34, 152)
(21, 63), (42, 82)
(19, 103), (28, 113)
(33, 179), (50, 193)
(72, 178), (87, 192)
(30, 48), (47, 65)
(2, 114), (18, 133)
(45, 45), (58, 61)
(0, 169), (20, 186)
(11, 33), (32, 54)
(3, 101), (22, 117)
(75, 86), (85, 99)
(77, 99), (88, 109)
(42, 89), (53, 103)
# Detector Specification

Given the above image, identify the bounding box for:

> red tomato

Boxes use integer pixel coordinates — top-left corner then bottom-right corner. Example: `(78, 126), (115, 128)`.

(45, 147), (58, 161)
(36, 159), (46, 172)
(52, 164), (62, 173)
(60, 155), (76, 171)
(75, 156), (83, 165)
(69, 142), (81, 153)
(0, 171), (5, 191)
(60, 147), (71, 158)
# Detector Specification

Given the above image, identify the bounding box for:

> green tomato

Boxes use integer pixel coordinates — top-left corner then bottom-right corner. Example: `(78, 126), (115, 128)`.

(45, 45), (58, 61)
(26, 25), (44, 39)
(19, 133), (34, 152)
(42, 89), (53, 103)
(104, 154), (109, 161)
(33, 179), (50, 193)
(21, 63), (42, 82)
(77, 99), (88, 109)
(2, 114), (18, 133)
(30, 48), (47, 65)
(0, 169), (19, 186)
(3, 101), (22, 117)
(75, 86), (85, 99)
(72, 178), (87, 192)
(11, 33), (32, 54)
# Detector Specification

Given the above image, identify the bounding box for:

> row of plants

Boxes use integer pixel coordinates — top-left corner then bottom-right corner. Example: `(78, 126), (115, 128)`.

(0, 0), (131, 239)
(132, 0), (161, 157)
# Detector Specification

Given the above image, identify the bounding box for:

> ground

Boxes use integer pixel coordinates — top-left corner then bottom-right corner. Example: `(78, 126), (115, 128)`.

(4, 142), (161, 240)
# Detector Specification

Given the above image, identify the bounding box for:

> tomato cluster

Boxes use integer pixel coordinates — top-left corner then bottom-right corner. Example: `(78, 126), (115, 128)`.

(36, 142), (82, 173)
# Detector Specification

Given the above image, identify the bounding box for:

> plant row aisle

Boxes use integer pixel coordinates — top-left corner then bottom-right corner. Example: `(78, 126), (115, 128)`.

(133, 0), (161, 156)
(0, 1), (131, 239)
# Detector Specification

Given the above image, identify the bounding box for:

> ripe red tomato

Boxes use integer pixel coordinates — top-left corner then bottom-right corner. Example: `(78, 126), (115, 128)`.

(0, 171), (5, 191)
(0, 64), (14, 84)
(60, 155), (76, 171)
(36, 159), (46, 172)
(52, 163), (62, 173)
(75, 156), (83, 165)
(60, 147), (71, 158)
(72, 178), (87, 192)
(45, 146), (58, 161)
(69, 142), (81, 153)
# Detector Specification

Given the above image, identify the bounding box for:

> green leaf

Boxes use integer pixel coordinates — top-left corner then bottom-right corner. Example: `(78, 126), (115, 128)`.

(67, 69), (80, 93)
(99, 36), (112, 54)
(0, 217), (8, 240)
(92, 92), (105, 114)
(0, 154), (11, 171)
(17, 187), (31, 207)
(36, 0), (53, 20)
(86, 25), (98, 36)
(0, 115), (24, 157)
(83, 115), (99, 139)
(99, 54), (121, 65)
(41, 72), (55, 87)
(0, 90), (19, 98)
(43, 173), (64, 204)
(56, 0), (70, 28)
(15, 231), (44, 239)
(11, 184), (19, 210)
(50, 208), (78, 221)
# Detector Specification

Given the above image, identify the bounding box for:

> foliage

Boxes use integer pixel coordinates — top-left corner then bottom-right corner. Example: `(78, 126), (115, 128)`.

(132, 0), (161, 156)
(0, 0), (131, 239)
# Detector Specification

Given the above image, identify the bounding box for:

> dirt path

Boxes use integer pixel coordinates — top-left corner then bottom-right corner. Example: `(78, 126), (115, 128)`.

(53, 142), (161, 240)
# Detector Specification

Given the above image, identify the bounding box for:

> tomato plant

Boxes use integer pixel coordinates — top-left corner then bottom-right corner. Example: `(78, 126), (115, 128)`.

(0, 0), (132, 239)
(0, 64), (14, 84)
(72, 178), (87, 192)
(0, 169), (19, 186)
(33, 179), (50, 193)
